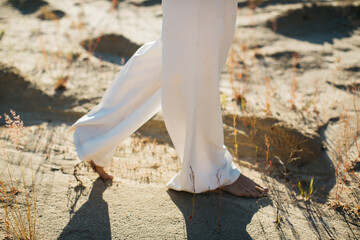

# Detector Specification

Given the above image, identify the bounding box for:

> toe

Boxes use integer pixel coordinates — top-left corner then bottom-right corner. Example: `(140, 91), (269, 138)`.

(242, 190), (251, 198)
(247, 189), (258, 198)
(253, 186), (263, 195)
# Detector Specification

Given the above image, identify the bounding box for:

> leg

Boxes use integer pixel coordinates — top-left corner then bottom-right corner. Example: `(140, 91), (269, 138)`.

(72, 38), (162, 168)
(162, 0), (240, 193)
(162, 0), (268, 196)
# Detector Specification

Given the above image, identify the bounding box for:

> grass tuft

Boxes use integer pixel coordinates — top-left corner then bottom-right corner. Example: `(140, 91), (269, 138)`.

(54, 75), (69, 91)
(0, 29), (5, 41)
(0, 110), (37, 239)
(189, 166), (195, 222)
(297, 177), (314, 201)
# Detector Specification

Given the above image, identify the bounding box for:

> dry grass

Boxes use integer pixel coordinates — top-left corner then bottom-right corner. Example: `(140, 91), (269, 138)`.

(111, 0), (119, 11)
(216, 170), (222, 232)
(328, 200), (360, 220)
(265, 135), (271, 169)
(264, 76), (272, 115)
(230, 2), (360, 230)
(290, 52), (299, 110)
(54, 75), (69, 91)
(0, 29), (4, 41)
(297, 177), (314, 201)
(334, 104), (354, 202)
(39, 6), (60, 23)
(232, 115), (239, 160)
(188, 166), (195, 222)
(0, 110), (36, 240)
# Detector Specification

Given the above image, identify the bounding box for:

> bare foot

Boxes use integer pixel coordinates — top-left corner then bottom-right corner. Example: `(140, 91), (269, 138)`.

(222, 174), (268, 198)
(90, 160), (114, 181)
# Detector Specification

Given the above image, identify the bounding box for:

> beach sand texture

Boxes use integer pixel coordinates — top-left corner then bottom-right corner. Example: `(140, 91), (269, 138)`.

(0, 0), (359, 239)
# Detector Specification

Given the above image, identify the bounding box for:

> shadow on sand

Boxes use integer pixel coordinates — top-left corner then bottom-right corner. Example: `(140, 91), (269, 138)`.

(167, 189), (272, 240)
(58, 178), (112, 240)
(268, 4), (360, 44)
(238, 0), (304, 9)
(130, 0), (162, 7)
(7, 0), (48, 15)
(0, 63), (85, 125)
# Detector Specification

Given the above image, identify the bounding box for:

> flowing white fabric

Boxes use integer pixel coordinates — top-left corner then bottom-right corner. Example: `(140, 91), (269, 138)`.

(71, 0), (241, 193)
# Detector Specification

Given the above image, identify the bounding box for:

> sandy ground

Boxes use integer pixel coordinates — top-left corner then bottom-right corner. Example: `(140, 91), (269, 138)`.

(0, 0), (359, 239)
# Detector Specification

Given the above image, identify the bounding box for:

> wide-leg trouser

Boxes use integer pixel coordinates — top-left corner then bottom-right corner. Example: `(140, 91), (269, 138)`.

(71, 0), (240, 193)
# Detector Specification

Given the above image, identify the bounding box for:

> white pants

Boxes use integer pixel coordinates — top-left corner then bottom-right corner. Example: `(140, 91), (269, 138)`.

(71, 0), (241, 193)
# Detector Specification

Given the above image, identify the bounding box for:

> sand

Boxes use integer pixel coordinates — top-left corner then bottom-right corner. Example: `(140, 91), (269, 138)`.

(0, 0), (359, 239)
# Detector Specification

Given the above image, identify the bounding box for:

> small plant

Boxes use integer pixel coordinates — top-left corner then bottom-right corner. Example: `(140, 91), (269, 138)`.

(111, 0), (119, 11)
(216, 170), (222, 232)
(233, 115), (238, 160)
(70, 7), (86, 30)
(3, 109), (24, 149)
(249, 0), (264, 10)
(0, 110), (37, 239)
(227, 47), (236, 85)
(249, 117), (257, 140)
(54, 75), (69, 91)
(0, 29), (5, 41)
(273, 202), (283, 228)
(189, 166), (195, 222)
(85, 36), (101, 55)
(220, 92), (227, 110)
(271, 18), (277, 32)
(297, 177), (314, 201)
(333, 102), (356, 201)
(265, 135), (271, 169)
(66, 52), (80, 68)
(328, 200), (360, 220)
(264, 75), (272, 115)
(290, 52), (299, 110)
(233, 90), (247, 112)
(39, 6), (59, 21)
(352, 84), (360, 156)
(39, 36), (48, 65)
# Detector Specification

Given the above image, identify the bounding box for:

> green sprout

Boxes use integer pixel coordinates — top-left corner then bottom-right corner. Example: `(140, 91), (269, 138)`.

(298, 177), (314, 201)
(0, 29), (5, 41)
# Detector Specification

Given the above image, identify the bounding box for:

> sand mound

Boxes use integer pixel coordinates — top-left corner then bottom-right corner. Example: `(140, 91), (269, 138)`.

(0, 63), (79, 120)
(7, 0), (48, 14)
(222, 115), (332, 176)
(98, 113), (336, 202)
(269, 4), (360, 44)
(80, 34), (141, 65)
(326, 62), (360, 94)
(0, 63), (45, 111)
(37, 8), (65, 20)
(344, 64), (360, 73)
(222, 115), (336, 202)
(327, 80), (360, 94)
(136, 117), (171, 145)
(138, 115), (327, 174)
(129, 114), (333, 180)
